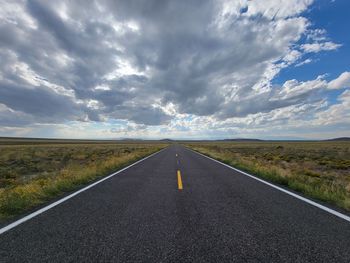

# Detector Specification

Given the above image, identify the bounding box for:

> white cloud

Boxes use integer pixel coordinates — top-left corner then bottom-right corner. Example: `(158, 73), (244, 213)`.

(301, 41), (341, 53)
(313, 89), (350, 125)
(0, 0), (348, 139)
(277, 76), (327, 99)
(246, 0), (313, 19)
(328, 72), (350, 89)
(295, 58), (312, 67)
(306, 28), (327, 42)
(283, 50), (302, 65)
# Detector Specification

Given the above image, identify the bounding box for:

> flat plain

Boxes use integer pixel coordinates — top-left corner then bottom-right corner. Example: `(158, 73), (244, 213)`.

(185, 140), (350, 211)
(1, 138), (349, 223)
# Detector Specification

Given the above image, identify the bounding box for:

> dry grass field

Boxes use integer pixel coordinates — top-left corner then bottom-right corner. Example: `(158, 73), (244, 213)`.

(185, 141), (350, 211)
(0, 139), (167, 221)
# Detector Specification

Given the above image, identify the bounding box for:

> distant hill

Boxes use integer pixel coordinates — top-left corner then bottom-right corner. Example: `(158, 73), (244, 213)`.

(119, 138), (143, 141)
(220, 138), (263, 142)
(326, 137), (350, 141)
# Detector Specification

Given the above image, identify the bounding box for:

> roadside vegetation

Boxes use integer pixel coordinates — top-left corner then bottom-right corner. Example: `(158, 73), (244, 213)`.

(185, 141), (350, 211)
(0, 139), (167, 221)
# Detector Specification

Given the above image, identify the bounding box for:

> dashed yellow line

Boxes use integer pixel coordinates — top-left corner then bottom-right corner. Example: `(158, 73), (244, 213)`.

(177, 170), (183, 190)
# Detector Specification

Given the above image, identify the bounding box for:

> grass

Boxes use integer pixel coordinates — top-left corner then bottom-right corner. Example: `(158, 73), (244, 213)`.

(0, 139), (167, 221)
(185, 141), (350, 211)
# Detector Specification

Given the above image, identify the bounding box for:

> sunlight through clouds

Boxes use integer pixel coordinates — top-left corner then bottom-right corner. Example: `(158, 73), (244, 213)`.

(0, 0), (348, 139)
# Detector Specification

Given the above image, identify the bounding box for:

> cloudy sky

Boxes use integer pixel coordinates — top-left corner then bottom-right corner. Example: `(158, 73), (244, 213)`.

(0, 0), (349, 139)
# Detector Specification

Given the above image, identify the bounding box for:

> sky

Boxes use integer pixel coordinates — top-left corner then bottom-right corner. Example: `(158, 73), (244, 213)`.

(0, 0), (349, 140)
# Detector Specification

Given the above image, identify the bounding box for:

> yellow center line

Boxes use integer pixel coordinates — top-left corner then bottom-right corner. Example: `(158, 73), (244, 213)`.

(177, 170), (183, 190)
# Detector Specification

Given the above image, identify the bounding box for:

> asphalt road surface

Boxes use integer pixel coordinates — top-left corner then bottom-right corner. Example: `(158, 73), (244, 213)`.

(1, 145), (350, 262)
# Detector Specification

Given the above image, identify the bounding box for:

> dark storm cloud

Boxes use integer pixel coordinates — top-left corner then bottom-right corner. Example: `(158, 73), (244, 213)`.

(0, 0), (322, 127)
(109, 105), (172, 126)
(25, 0), (122, 98)
(0, 81), (82, 122)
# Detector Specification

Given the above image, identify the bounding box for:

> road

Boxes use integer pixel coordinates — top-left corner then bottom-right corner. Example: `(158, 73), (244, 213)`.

(0, 145), (349, 262)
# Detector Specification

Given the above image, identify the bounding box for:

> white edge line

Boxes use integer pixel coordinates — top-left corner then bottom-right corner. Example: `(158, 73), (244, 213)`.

(188, 148), (350, 223)
(0, 147), (167, 235)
